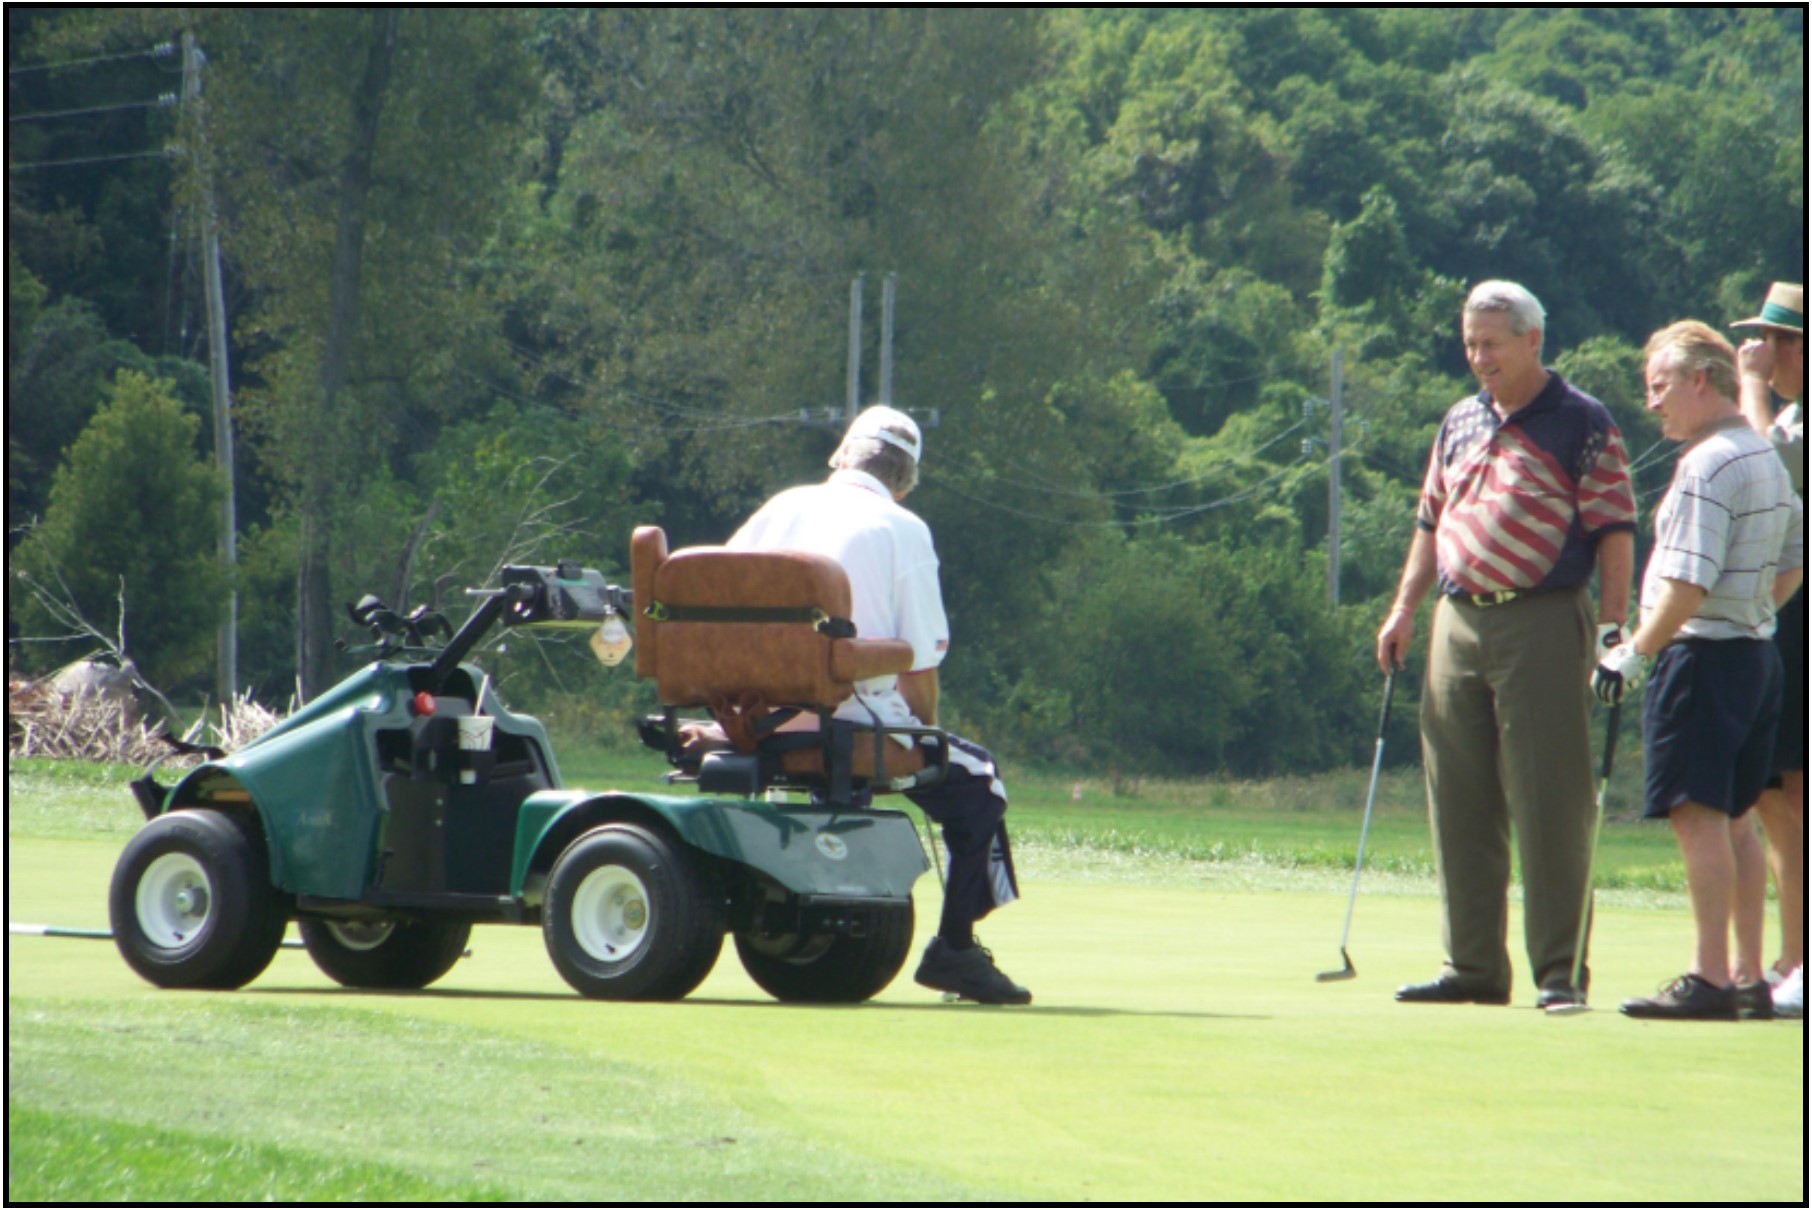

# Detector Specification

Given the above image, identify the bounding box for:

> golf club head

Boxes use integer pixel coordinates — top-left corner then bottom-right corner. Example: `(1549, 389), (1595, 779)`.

(1545, 999), (1592, 1017)
(1315, 950), (1357, 982)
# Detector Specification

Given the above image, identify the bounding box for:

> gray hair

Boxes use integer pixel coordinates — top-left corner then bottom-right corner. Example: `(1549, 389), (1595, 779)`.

(836, 435), (919, 496)
(1646, 320), (1738, 400)
(1465, 280), (1547, 349)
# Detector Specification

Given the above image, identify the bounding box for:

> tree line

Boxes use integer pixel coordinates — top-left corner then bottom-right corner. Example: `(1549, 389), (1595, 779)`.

(8, 8), (1804, 775)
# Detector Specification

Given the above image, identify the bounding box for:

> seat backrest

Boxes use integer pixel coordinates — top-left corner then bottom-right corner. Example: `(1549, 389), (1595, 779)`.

(630, 526), (912, 711)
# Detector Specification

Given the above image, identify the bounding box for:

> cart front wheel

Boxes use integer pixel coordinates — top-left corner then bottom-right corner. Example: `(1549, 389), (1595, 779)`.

(109, 810), (287, 989)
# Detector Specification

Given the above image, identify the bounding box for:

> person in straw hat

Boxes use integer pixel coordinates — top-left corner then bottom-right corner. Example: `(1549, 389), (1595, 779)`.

(1733, 282), (1806, 1018)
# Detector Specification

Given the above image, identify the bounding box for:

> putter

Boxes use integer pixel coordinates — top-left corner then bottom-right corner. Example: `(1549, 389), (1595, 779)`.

(1547, 699), (1622, 1017)
(1317, 671), (1396, 982)
(9, 922), (309, 950)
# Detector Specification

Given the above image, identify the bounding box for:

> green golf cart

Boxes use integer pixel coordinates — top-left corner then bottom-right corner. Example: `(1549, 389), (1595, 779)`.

(110, 531), (945, 1003)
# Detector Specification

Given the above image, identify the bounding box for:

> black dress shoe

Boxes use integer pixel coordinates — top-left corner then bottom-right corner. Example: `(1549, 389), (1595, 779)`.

(1621, 973), (1738, 1020)
(1395, 977), (1511, 1005)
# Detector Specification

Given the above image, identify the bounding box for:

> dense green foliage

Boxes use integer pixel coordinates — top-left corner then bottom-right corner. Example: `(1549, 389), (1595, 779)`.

(8, 8), (1804, 773)
(11, 371), (227, 686)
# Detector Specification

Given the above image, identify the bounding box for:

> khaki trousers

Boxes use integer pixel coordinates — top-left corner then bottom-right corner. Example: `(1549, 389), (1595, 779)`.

(1421, 588), (1597, 993)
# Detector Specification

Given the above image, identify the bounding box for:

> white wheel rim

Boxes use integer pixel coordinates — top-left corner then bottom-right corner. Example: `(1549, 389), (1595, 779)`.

(136, 852), (214, 949)
(326, 920), (395, 951)
(570, 864), (651, 963)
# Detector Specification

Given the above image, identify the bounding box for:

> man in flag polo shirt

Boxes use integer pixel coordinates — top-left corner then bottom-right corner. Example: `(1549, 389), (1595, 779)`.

(1377, 280), (1637, 1009)
(726, 406), (1030, 1005)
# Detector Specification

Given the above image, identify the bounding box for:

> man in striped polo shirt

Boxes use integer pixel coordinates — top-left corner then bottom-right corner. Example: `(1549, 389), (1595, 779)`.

(1596, 322), (1805, 1020)
(1378, 280), (1637, 1009)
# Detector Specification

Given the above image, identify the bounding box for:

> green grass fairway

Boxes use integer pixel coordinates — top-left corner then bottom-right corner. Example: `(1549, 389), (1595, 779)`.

(7, 763), (1804, 1202)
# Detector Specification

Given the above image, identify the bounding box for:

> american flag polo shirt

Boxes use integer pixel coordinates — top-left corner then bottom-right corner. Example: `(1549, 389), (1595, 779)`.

(1417, 371), (1638, 598)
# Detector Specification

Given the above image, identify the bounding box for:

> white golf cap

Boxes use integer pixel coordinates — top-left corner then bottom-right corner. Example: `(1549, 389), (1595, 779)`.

(836, 405), (922, 465)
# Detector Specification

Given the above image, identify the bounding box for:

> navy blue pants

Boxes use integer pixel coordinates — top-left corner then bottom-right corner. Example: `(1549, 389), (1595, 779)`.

(906, 734), (1019, 945)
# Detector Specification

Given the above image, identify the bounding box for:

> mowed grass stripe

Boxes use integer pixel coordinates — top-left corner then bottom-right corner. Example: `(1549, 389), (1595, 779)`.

(6, 997), (992, 1203)
(6, 1106), (511, 1202)
(7, 756), (1689, 890)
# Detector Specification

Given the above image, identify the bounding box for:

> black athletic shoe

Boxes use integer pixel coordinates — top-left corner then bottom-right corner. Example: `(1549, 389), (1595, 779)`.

(1735, 981), (1776, 1021)
(1536, 986), (1586, 1011)
(914, 937), (1032, 1005)
(1620, 974), (1739, 1021)
(1394, 977), (1511, 1006)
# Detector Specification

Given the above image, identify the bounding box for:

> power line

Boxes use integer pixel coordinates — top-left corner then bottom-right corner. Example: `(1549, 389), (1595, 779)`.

(986, 416), (1312, 502)
(9, 148), (172, 172)
(500, 338), (773, 423)
(923, 445), (1349, 530)
(1626, 434), (1676, 476)
(10, 95), (179, 123)
(8, 43), (177, 76)
(456, 369), (804, 436)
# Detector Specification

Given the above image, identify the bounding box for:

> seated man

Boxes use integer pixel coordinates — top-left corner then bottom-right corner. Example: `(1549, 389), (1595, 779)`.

(726, 405), (1030, 1005)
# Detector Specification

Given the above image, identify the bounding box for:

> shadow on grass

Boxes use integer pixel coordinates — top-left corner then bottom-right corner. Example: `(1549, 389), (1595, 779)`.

(242, 985), (1264, 1021)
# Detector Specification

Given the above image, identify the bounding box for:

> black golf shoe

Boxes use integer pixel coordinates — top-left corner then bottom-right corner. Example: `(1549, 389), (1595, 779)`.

(1394, 976), (1510, 1006)
(1620, 973), (1739, 1021)
(914, 937), (1032, 1005)
(1735, 981), (1776, 1021)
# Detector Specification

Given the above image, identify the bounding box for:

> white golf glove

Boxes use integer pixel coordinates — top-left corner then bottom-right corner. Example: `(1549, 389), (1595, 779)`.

(1595, 622), (1625, 655)
(1593, 641), (1649, 705)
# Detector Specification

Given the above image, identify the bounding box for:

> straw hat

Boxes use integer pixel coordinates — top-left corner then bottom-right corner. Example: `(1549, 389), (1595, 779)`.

(1731, 282), (1804, 335)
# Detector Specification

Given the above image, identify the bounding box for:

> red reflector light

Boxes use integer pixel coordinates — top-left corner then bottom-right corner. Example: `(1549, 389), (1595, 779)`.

(413, 691), (436, 716)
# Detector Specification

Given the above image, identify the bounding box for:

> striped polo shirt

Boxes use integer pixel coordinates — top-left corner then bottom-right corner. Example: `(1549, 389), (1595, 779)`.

(1417, 371), (1637, 597)
(1643, 416), (1805, 641)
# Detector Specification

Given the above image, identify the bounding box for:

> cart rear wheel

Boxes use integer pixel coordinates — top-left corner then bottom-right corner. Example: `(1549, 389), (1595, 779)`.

(298, 917), (471, 989)
(543, 824), (723, 1000)
(735, 899), (914, 1003)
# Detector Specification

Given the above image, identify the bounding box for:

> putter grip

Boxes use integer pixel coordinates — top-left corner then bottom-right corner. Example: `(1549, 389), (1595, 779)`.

(1600, 699), (1621, 781)
(1377, 671), (1396, 735)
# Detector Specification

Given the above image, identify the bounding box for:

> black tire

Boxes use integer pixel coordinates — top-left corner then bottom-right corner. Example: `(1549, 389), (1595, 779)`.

(297, 917), (471, 989)
(735, 899), (914, 1003)
(542, 824), (724, 1001)
(109, 809), (288, 990)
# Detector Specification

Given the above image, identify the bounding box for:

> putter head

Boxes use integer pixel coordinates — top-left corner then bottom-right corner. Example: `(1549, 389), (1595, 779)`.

(1545, 998), (1592, 1017)
(1315, 950), (1357, 982)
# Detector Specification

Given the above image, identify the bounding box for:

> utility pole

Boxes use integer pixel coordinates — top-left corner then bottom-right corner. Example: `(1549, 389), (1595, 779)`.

(1328, 346), (1343, 608)
(879, 272), (896, 406)
(183, 32), (239, 705)
(846, 273), (864, 420)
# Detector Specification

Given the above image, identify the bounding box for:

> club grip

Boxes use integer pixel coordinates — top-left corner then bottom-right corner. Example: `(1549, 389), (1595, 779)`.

(1600, 699), (1621, 782)
(1377, 670), (1396, 736)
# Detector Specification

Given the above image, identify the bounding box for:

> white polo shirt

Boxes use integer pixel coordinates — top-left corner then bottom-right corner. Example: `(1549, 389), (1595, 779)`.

(728, 469), (949, 735)
(1645, 417), (1805, 641)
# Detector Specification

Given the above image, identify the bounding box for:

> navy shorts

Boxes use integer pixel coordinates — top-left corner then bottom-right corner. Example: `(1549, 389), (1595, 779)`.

(1642, 639), (1784, 820)
(1770, 586), (1805, 780)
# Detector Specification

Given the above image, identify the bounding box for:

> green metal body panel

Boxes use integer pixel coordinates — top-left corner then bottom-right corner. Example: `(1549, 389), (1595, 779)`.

(513, 790), (929, 902)
(160, 662), (558, 900)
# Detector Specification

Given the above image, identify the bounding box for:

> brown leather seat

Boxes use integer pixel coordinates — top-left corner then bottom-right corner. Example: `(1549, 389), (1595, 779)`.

(631, 526), (931, 785)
